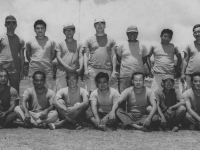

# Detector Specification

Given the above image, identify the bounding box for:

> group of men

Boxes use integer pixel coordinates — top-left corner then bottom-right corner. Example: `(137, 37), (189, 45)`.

(1, 15), (200, 132)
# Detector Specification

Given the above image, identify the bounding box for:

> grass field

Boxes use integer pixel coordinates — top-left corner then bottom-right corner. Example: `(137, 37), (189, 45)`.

(1, 79), (199, 150)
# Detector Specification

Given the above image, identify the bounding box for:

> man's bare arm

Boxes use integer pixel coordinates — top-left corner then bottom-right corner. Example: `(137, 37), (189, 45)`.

(185, 100), (200, 122)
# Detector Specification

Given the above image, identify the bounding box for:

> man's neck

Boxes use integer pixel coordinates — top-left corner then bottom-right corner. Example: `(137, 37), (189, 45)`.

(193, 88), (200, 97)
(195, 40), (200, 44)
(96, 32), (105, 36)
(133, 86), (144, 94)
(69, 86), (78, 93)
(0, 85), (6, 92)
(65, 38), (74, 43)
(163, 88), (171, 93)
(99, 87), (109, 94)
(7, 32), (15, 37)
(35, 87), (45, 94)
(36, 35), (46, 40)
(128, 40), (138, 43)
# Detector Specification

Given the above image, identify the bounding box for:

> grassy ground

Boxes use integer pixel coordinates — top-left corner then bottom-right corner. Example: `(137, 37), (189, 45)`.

(1, 79), (198, 150)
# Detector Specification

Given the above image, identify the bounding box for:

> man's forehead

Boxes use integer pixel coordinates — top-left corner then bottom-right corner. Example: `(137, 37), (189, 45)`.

(193, 76), (200, 80)
(0, 71), (7, 75)
(34, 74), (44, 79)
(194, 27), (200, 32)
(134, 74), (143, 79)
(35, 24), (45, 28)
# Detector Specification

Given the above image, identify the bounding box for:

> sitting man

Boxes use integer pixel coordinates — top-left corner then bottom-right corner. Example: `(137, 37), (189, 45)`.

(51, 71), (89, 130)
(155, 75), (186, 132)
(14, 71), (58, 128)
(183, 72), (200, 130)
(0, 68), (18, 128)
(109, 72), (159, 131)
(86, 72), (120, 131)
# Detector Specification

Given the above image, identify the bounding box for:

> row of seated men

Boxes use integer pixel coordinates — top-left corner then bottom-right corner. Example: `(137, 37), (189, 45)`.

(0, 68), (199, 132)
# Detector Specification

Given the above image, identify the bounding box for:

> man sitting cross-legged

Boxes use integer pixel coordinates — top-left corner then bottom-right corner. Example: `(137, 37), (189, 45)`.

(109, 72), (159, 131)
(14, 71), (58, 128)
(86, 72), (120, 131)
(0, 68), (18, 129)
(183, 72), (200, 130)
(155, 75), (186, 132)
(50, 71), (89, 130)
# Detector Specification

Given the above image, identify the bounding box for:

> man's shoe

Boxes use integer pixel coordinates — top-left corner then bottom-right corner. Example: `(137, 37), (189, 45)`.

(171, 126), (179, 132)
(48, 123), (56, 130)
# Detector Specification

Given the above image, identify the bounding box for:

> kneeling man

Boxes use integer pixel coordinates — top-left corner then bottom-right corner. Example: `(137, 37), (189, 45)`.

(183, 72), (200, 130)
(109, 72), (159, 131)
(51, 71), (89, 130)
(155, 75), (186, 131)
(0, 68), (18, 128)
(15, 71), (58, 128)
(86, 72), (120, 131)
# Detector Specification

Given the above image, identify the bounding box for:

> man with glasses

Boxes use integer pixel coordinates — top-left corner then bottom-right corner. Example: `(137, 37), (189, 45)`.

(109, 72), (159, 131)
(0, 15), (25, 93)
(84, 17), (118, 94)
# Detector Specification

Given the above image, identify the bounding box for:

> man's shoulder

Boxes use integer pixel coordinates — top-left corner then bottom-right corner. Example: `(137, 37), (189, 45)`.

(109, 87), (119, 94)
(183, 88), (193, 96)
(0, 33), (7, 39)
(80, 87), (88, 94)
(47, 88), (55, 95)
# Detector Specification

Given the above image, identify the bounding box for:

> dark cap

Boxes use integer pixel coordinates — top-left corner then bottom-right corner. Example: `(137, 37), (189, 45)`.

(66, 70), (79, 77)
(162, 75), (174, 81)
(5, 15), (17, 23)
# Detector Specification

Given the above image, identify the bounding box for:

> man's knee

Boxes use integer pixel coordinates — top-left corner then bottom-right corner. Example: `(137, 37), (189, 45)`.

(14, 105), (23, 114)
(146, 106), (152, 113)
(177, 105), (186, 114)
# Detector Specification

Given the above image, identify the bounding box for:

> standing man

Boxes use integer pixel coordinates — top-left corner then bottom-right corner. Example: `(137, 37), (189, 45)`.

(84, 17), (118, 93)
(116, 25), (149, 93)
(0, 68), (18, 128)
(56, 23), (83, 91)
(155, 75), (186, 131)
(148, 29), (182, 91)
(109, 72), (159, 131)
(86, 72), (120, 131)
(0, 15), (25, 93)
(51, 71), (89, 130)
(14, 71), (58, 128)
(183, 72), (200, 130)
(26, 20), (56, 91)
(181, 24), (200, 89)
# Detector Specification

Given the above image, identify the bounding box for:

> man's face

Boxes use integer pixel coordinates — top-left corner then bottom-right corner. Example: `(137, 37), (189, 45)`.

(127, 32), (138, 41)
(33, 74), (45, 89)
(64, 28), (75, 38)
(161, 33), (172, 44)
(132, 74), (144, 89)
(163, 79), (174, 90)
(192, 76), (200, 90)
(34, 24), (46, 37)
(94, 22), (106, 33)
(67, 76), (78, 88)
(0, 71), (8, 85)
(193, 27), (200, 41)
(5, 21), (17, 34)
(97, 77), (109, 91)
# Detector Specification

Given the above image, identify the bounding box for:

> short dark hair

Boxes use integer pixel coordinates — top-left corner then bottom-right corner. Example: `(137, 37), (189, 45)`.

(160, 29), (173, 38)
(95, 72), (109, 83)
(32, 71), (46, 81)
(131, 72), (145, 80)
(161, 79), (174, 88)
(191, 72), (200, 82)
(34, 20), (46, 29)
(0, 68), (8, 76)
(193, 24), (200, 32)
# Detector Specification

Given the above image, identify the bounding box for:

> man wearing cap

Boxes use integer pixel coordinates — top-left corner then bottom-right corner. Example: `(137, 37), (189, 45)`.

(0, 15), (25, 93)
(51, 71), (89, 130)
(84, 17), (118, 93)
(155, 75), (186, 131)
(55, 23), (83, 92)
(116, 25), (150, 93)
(26, 20), (56, 91)
(86, 72), (120, 131)
(181, 24), (200, 90)
(183, 72), (200, 130)
(148, 29), (182, 91)
(14, 71), (58, 128)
